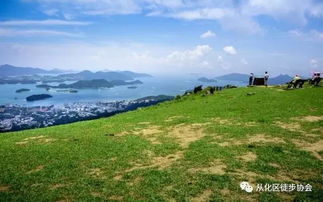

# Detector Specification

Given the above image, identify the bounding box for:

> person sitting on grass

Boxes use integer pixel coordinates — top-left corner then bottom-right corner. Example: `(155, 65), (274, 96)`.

(287, 74), (302, 88)
(311, 72), (321, 86)
(293, 74), (301, 83)
(291, 74), (301, 88)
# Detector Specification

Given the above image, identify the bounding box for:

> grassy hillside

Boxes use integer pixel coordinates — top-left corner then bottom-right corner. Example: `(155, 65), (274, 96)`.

(0, 86), (322, 201)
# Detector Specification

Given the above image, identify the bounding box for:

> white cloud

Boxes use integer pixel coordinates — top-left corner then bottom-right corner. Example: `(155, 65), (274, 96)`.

(0, 42), (220, 74)
(289, 29), (323, 42)
(0, 19), (91, 26)
(310, 59), (318, 67)
(42, 9), (59, 16)
(288, 29), (302, 37)
(27, 0), (323, 34)
(310, 30), (323, 41)
(0, 28), (82, 37)
(241, 58), (248, 65)
(1, 41), (312, 76)
(223, 46), (237, 55)
(219, 15), (263, 34)
(166, 45), (213, 66)
(169, 8), (233, 20)
(200, 30), (216, 38)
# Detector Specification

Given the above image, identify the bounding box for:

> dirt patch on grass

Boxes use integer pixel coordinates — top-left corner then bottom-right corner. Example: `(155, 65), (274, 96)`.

(118, 125), (162, 136)
(135, 126), (162, 136)
(248, 134), (285, 144)
(119, 125), (163, 144)
(113, 175), (123, 181)
(165, 116), (186, 122)
(311, 127), (323, 133)
(211, 117), (236, 125)
(87, 168), (105, 178)
(305, 133), (319, 137)
(191, 189), (213, 202)
(127, 151), (184, 172)
(238, 152), (257, 162)
(38, 138), (55, 143)
(300, 116), (323, 122)
(24, 135), (45, 140)
(49, 184), (66, 190)
(188, 160), (227, 175)
(127, 176), (142, 186)
(0, 185), (10, 192)
(140, 126), (163, 144)
(220, 188), (230, 196)
(16, 136), (56, 145)
(234, 166), (298, 184)
(146, 151), (182, 170)
(137, 122), (151, 125)
(108, 195), (123, 200)
(120, 123), (208, 147)
(169, 124), (205, 148)
(293, 139), (323, 161)
(26, 165), (44, 174)
(234, 169), (259, 184)
(211, 117), (257, 127)
(275, 121), (302, 132)
(269, 163), (280, 168)
(218, 134), (285, 147)
(15, 141), (29, 145)
(91, 192), (102, 198)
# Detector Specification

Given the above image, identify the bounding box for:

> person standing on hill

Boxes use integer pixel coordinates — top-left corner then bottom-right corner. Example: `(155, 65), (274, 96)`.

(264, 71), (269, 86)
(249, 73), (254, 86)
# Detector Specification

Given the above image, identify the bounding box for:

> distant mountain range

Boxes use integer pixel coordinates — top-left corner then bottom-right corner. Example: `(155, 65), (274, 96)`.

(198, 77), (217, 83)
(60, 70), (151, 81)
(0, 64), (63, 77)
(214, 73), (293, 85)
(215, 73), (249, 82)
(0, 64), (152, 81)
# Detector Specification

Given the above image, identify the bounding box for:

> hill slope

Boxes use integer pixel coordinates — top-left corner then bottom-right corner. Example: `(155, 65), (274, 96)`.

(0, 86), (322, 201)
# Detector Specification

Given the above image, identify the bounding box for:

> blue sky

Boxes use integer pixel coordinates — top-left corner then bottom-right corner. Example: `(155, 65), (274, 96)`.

(0, 0), (323, 76)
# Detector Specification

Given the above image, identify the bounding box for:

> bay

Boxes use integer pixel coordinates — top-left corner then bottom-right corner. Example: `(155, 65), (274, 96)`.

(0, 76), (245, 106)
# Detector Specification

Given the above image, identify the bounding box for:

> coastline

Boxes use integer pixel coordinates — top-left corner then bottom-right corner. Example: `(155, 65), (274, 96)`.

(0, 95), (173, 133)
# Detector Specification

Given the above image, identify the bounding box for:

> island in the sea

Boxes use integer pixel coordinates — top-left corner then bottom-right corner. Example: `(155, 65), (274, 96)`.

(15, 88), (31, 93)
(36, 79), (143, 89)
(55, 89), (78, 93)
(198, 77), (217, 83)
(26, 94), (53, 102)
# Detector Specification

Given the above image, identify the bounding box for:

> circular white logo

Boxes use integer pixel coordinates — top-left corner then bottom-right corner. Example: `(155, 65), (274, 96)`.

(240, 181), (253, 193)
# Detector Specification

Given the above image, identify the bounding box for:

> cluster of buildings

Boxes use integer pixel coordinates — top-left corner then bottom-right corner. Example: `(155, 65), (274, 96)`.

(0, 95), (172, 132)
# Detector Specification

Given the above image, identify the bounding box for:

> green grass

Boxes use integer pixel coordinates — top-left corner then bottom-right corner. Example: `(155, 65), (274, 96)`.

(0, 86), (322, 201)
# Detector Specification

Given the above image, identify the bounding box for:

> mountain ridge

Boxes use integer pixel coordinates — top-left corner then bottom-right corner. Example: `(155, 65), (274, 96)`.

(0, 64), (63, 77)
(215, 73), (293, 85)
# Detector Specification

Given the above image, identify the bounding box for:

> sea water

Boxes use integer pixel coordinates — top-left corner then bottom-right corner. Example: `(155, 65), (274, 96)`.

(0, 76), (245, 106)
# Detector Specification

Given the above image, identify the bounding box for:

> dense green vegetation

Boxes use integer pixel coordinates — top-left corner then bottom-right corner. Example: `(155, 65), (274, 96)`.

(0, 86), (322, 201)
